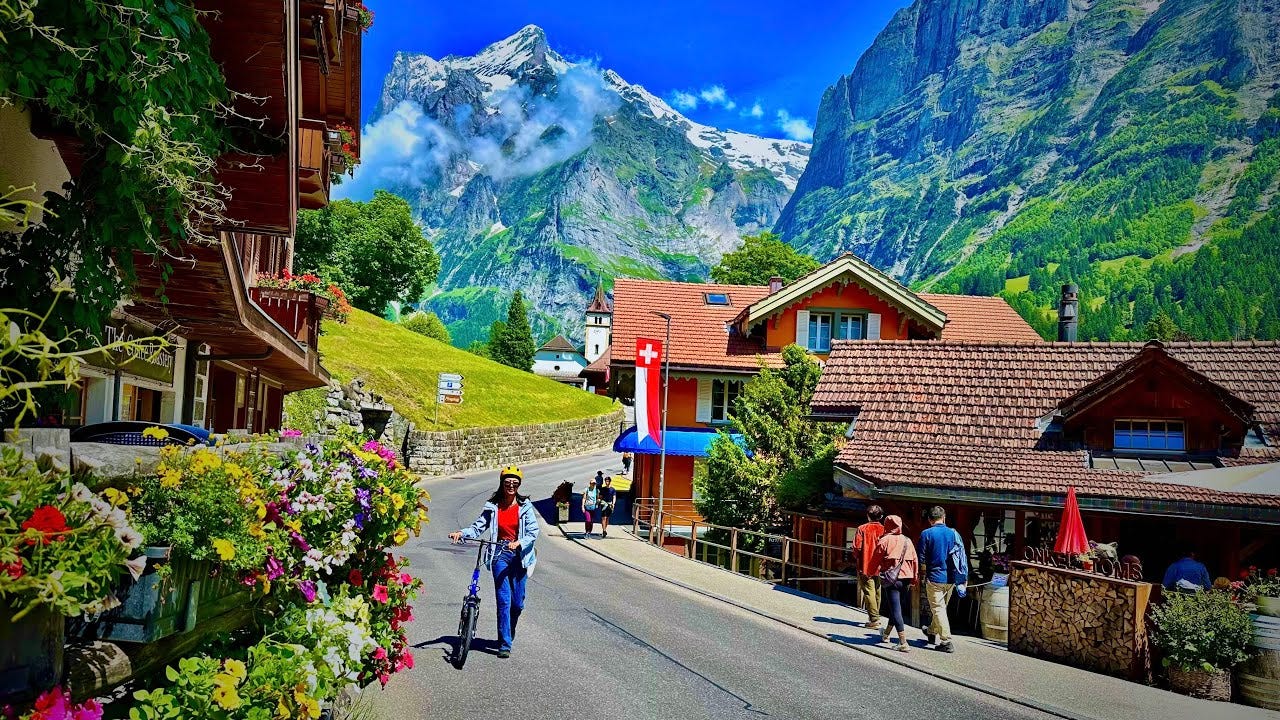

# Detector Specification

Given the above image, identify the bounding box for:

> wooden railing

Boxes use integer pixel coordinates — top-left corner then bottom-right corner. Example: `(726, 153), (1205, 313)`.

(298, 119), (331, 209)
(248, 287), (329, 349)
(631, 498), (858, 592)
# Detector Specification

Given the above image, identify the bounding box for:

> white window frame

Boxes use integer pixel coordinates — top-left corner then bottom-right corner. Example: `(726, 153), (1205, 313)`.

(710, 378), (743, 423)
(838, 313), (865, 340)
(807, 312), (833, 352)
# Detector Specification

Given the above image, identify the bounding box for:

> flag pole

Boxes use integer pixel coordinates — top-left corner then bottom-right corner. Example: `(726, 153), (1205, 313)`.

(653, 311), (672, 519)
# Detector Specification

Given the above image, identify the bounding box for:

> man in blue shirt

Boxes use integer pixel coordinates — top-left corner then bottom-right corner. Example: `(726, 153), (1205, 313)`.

(1163, 550), (1211, 591)
(919, 506), (968, 653)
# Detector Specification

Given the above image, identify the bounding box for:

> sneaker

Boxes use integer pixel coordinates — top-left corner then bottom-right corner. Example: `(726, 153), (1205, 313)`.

(862, 621), (879, 629)
(497, 649), (511, 659)
(926, 632), (937, 645)
(936, 642), (955, 654)
(879, 627), (891, 643)
(895, 642), (910, 653)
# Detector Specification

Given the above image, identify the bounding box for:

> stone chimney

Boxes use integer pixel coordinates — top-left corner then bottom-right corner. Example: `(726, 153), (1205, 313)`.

(768, 276), (784, 294)
(1057, 283), (1079, 342)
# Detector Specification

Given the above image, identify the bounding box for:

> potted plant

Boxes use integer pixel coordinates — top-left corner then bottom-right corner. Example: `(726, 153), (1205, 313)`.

(83, 446), (271, 642)
(0, 448), (144, 701)
(1150, 589), (1253, 701)
(1240, 566), (1280, 616)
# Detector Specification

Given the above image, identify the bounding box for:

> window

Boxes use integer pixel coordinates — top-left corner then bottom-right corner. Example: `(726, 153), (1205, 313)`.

(710, 378), (743, 422)
(704, 292), (731, 306)
(807, 313), (833, 352)
(1114, 419), (1186, 452)
(838, 314), (864, 340)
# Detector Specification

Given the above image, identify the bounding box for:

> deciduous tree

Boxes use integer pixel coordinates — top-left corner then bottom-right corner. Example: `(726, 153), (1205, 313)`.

(710, 232), (820, 286)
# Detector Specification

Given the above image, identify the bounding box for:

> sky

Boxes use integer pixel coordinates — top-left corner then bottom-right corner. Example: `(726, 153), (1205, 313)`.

(358, 0), (912, 143)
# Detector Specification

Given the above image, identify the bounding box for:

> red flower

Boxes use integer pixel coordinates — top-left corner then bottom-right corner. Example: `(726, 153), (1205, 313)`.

(349, 569), (364, 586)
(22, 506), (69, 545)
(401, 651), (414, 669)
(1268, 568), (1277, 577)
(1, 560), (23, 579)
(1242, 570), (1251, 580)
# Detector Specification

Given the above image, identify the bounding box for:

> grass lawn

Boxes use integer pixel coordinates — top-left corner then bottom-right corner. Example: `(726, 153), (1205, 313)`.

(285, 309), (617, 431)
(1004, 274), (1030, 293)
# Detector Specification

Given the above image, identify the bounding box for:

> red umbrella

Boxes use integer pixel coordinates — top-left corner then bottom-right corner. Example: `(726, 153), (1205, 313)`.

(1053, 486), (1090, 556)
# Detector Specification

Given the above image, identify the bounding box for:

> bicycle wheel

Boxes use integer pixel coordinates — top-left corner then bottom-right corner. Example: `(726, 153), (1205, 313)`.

(454, 599), (479, 668)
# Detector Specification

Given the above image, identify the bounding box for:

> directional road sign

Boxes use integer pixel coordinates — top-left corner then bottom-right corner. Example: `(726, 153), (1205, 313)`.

(436, 394), (463, 405)
(438, 373), (464, 383)
(438, 380), (464, 391)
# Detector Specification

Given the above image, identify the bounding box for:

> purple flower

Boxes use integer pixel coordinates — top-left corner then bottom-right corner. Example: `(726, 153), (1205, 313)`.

(305, 443), (320, 455)
(290, 532), (311, 553)
(358, 465), (378, 480)
(265, 555), (284, 580)
(353, 512), (366, 530)
(300, 580), (317, 603)
(355, 488), (371, 508)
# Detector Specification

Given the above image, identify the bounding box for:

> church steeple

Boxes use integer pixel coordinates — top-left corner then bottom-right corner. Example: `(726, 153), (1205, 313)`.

(587, 283), (612, 313)
(584, 283), (612, 363)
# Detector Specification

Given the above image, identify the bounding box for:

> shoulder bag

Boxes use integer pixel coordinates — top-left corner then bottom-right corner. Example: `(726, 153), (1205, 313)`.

(880, 540), (908, 585)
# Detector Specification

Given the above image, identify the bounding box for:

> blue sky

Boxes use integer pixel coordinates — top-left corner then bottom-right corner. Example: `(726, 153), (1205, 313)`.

(358, 0), (911, 142)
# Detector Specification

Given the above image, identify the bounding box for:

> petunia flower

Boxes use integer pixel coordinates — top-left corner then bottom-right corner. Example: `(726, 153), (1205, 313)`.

(124, 555), (148, 581)
(349, 569), (364, 586)
(372, 584), (389, 603)
(212, 538), (236, 562)
(300, 581), (317, 603)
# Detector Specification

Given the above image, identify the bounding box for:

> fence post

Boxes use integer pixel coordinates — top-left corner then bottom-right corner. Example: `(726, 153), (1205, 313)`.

(633, 501), (640, 536)
(690, 522), (698, 560)
(730, 529), (739, 574)
(780, 538), (790, 585)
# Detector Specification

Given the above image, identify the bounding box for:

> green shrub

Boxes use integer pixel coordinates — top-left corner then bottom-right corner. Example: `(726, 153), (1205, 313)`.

(399, 311), (451, 344)
(1150, 589), (1252, 672)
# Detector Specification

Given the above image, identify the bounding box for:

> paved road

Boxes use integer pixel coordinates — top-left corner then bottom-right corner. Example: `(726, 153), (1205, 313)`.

(362, 450), (1052, 720)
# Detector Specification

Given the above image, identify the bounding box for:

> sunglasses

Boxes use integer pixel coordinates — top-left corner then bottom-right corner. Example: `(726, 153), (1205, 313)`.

(501, 477), (521, 485)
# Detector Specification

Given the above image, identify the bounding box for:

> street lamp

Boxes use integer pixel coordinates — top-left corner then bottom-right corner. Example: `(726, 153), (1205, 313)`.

(651, 311), (672, 519)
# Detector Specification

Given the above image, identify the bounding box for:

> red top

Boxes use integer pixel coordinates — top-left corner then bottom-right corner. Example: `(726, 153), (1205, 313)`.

(497, 502), (519, 542)
(851, 521), (885, 576)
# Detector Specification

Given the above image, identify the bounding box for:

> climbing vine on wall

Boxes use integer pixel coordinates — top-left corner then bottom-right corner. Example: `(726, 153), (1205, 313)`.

(0, 0), (234, 336)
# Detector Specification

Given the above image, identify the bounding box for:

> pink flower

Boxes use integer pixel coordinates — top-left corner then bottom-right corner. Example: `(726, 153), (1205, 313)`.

(373, 647), (387, 660)
(372, 584), (389, 603)
(379, 673), (390, 687)
(401, 650), (414, 669)
(72, 700), (103, 720)
(399, 572), (412, 586)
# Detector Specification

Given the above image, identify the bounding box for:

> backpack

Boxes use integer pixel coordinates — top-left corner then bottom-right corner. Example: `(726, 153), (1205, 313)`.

(946, 528), (969, 585)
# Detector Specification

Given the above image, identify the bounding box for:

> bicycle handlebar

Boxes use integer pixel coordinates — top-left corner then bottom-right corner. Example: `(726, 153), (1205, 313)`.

(451, 537), (509, 547)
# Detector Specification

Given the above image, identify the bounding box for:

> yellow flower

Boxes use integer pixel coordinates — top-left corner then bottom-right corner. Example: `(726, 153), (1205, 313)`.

(393, 528), (409, 546)
(158, 469), (181, 489)
(212, 684), (242, 710)
(249, 522), (266, 540)
(103, 487), (129, 507)
(160, 445), (181, 460)
(276, 697), (290, 719)
(294, 688), (320, 719)
(255, 502), (267, 520)
(127, 485), (141, 497)
(223, 659), (247, 683)
(391, 493), (405, 510)
(284, 518), (302, 534)
(141, 426), (169, 441)
(213, 538), (236, 562)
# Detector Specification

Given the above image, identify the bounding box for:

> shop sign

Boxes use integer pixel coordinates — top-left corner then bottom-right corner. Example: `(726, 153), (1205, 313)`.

(93, 323), (176, 385)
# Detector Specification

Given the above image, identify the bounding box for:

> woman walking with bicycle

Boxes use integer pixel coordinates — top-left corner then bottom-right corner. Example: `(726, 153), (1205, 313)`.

(448, 466), (540, 659)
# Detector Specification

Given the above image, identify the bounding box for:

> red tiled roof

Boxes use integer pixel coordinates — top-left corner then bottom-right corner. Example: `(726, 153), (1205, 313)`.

(611, 278), (1041, 370)
(611, 279), (777, 371)
(587, 284), (612, 313)
(583, 346), (611, 375)
(919, 293), (1046, 343)
(813, 340), (1280, 508)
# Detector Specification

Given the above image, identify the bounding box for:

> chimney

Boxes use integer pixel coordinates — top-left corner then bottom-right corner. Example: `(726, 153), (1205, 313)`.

(768, 276), (784, 294)
(1057, 283), (1079, 342)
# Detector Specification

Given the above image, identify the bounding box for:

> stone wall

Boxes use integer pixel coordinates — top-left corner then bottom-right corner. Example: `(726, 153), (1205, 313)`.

(406, 408), (624, 477)
(1008, 561), (1153, 681)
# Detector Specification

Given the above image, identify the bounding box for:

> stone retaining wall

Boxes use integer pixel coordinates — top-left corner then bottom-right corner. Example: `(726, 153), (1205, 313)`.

(1008, 561), (1153, 681)
(406, 408), (624, 477)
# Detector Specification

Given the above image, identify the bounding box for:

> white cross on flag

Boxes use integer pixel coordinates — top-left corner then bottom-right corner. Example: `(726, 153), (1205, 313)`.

(635, 337), (664, 448)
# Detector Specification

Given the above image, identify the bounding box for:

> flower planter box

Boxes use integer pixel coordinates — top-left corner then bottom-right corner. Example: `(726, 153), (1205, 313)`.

(0, 601), (64, 703)
(1167, 666), (1231, 702)
(1257, 595), (1280, 617)
(73, 547), (250, 643)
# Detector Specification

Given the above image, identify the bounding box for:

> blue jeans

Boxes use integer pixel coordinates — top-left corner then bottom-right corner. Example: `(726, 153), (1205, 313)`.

(493, 548), (526, 651)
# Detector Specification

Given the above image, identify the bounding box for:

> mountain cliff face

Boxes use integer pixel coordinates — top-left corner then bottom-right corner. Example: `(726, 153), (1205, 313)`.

(777, 0), (1280, 340)
(369, 26), (809, 345)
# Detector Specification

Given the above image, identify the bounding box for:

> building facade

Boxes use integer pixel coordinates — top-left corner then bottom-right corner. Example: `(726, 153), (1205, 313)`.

(532, 335), (588, 389)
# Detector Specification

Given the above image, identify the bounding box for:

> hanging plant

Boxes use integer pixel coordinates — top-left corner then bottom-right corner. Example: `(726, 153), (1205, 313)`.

(329, 123), (360, 185)
(354, 1), (374, 32)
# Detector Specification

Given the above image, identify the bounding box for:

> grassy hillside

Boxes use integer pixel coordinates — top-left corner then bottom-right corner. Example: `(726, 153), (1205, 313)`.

(284, 309), (616, 431)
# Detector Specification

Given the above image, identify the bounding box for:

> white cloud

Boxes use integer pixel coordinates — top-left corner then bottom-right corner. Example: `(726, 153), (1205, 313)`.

(776, 109), (814, 142)
(671, 91), (699, 110)
(725, 100), (737, 111)
(336, 63), (621, 201)
(699, 85), (728, 104)
(746, 102), (764, 118)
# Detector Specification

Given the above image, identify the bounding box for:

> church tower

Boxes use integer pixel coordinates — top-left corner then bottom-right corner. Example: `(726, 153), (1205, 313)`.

(584, 284), (612, 363)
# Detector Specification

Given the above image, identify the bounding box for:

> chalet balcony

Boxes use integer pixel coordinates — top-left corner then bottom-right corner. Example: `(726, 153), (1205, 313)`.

(298, 119), (332, 210)
(249, 286), (329, 350)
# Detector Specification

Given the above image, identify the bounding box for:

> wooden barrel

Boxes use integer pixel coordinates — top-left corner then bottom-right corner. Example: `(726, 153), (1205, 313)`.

(1239, 613), (1280, 710)
(980, 585), (1009, 644)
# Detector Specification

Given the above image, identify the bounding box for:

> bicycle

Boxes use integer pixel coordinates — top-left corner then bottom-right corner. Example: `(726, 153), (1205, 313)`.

(450, 537), (506, 668)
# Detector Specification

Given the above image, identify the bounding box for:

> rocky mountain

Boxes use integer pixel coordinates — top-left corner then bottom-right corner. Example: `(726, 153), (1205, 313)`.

(369, 25), (809, 345)
(776, 0), (1280, 341)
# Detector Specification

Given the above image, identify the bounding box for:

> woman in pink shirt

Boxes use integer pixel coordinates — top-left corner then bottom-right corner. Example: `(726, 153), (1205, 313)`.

(872, 515), (919, 652)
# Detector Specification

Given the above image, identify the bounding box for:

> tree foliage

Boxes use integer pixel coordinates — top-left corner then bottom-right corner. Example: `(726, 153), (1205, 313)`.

(710, 232), (821, 286)
(399, 311), (450, 344)
(295, 191), (440, 313)
(695, 345), (842, 534)
(490, 293), (535, 371)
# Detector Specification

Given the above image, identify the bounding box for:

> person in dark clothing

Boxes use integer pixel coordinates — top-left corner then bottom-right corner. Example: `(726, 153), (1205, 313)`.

(1163, 549), (1211, 591)
(599, 476), (617, 538)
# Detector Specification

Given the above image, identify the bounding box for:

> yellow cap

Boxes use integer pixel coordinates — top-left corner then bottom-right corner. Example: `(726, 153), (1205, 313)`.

(500, 465), (523, 481)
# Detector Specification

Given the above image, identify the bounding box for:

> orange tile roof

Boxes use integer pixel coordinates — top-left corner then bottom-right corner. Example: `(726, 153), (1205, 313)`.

(583, 346), (611, 375)
(610, 278), (1042, 370)
(813, 340), (1280, 508)
(919, 293), (1046, 343)
(611, 279), (776, 371)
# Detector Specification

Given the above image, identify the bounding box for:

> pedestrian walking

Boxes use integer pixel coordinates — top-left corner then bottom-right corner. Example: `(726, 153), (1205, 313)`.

(583, 475), (601, 537)
(599, 476), (617, 538)
(621, 450), (633, 475)
(918, 505), (968, 653)
(851, 505), (886, 628)
(872, 515), (918, 652)
(448, 466), (540, 658)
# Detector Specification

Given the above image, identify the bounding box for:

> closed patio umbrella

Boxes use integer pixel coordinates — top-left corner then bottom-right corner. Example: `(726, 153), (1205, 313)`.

(1053, 486), (1090, 556)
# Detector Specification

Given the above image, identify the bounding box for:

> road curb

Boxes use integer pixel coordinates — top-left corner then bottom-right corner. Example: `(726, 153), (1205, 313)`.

(557, 524), (1091, 720)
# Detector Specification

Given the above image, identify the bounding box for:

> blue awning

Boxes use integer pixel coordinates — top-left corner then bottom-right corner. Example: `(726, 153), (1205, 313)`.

(612, 426), (751, 458)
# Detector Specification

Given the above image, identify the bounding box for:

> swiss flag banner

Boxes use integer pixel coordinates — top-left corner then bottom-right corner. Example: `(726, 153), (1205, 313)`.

(635, 337), (664, 448)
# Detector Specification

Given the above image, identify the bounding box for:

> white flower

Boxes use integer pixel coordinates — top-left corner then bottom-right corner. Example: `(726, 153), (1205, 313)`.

(123, 554), (148, 580)
(70, 483), (94, 503)
(106, 508), (129, 529)
(116, 526), (144, 551)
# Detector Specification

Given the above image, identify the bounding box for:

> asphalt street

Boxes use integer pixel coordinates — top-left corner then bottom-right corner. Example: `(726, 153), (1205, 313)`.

(362, 450), (1053, 720)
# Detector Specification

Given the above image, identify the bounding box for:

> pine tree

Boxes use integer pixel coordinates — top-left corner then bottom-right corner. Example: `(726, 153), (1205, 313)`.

(493, 292), (535, 371)
(486, 320), (507, 364)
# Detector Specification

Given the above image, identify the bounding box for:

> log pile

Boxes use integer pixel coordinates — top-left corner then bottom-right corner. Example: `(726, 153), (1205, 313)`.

(1008, 561), (1152, 681)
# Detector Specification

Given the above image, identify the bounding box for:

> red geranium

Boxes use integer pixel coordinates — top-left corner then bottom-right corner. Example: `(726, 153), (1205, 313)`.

(21, 505), (69, 545)
(349, 569), (364, 586)
(1, 560), (23, 579)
